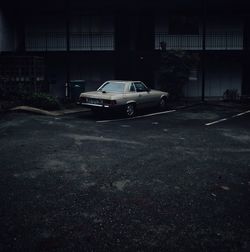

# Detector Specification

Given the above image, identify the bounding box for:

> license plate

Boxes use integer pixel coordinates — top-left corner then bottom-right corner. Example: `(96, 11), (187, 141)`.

(87, 98), (102, 104)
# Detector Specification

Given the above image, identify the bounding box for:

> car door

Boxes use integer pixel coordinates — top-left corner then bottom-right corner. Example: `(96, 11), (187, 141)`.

(134, 82), (154, 108)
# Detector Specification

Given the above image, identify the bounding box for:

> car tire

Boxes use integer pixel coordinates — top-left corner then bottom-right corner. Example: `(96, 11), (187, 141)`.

(125, 103), (136, 117)
(159, 97), (167, 111)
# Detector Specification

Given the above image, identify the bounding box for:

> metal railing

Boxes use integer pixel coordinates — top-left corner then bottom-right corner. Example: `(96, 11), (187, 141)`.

(26, 32), (67, 51)
(25, 32), (114, 51)
(205, 32), (243, 50)
(155, 32), (243, 50)
(155, 34), (202, 50)
(70, 32), (114, 50)
(25, 31), (243, 51)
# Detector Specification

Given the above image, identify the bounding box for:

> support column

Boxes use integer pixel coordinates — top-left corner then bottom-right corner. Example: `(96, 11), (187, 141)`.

(242, 15), (250, 97)
(201, 0), (207, 101)
(65, 0), (70, 99)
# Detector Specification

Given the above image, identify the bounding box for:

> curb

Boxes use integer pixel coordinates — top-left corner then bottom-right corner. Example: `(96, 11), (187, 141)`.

(204, 101), (250, 109)
(9, 106), (90, 116)
(6, 102), (250, 117)
(169, 102), (203, 110)
(8, 103), (201, 117)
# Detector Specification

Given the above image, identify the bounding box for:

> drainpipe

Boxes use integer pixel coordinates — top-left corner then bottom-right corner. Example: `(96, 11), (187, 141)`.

(201, 0), (206, 102)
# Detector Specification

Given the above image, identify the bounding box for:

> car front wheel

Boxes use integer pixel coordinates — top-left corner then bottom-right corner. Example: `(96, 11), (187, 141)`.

(159, 97), (167, 111)
(125, 103), (136, 117)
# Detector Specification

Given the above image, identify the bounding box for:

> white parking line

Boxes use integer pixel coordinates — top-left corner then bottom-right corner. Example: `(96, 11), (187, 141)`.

(96, 110), (176, 123)
(205, 118), (227, 126)
(231, 110), (250, 118)
(205, 110), (250, 126)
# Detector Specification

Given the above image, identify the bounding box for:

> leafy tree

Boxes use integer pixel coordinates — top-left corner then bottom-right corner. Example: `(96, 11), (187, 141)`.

(158, 46), (199, 100)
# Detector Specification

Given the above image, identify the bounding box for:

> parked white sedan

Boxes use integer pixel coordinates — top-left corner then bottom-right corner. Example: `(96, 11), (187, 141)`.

(79, 80), (169, 117)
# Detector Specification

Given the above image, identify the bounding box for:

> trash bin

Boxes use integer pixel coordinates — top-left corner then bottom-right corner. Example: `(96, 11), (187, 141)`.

(69, 80), (85, 101)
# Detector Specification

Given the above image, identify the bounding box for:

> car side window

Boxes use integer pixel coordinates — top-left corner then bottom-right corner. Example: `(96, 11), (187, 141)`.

(130, 83), (136, 92)
(134, 82), (147, 92)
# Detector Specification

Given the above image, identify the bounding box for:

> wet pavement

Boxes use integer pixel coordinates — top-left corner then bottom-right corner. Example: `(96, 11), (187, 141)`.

(0, 104), (250, 251)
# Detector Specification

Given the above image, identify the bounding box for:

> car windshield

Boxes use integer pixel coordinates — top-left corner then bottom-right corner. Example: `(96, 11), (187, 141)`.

(98, 82), (126, 93)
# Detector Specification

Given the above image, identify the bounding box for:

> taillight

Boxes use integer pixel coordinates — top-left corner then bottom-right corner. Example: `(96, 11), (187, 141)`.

(103, 99), (117, 106)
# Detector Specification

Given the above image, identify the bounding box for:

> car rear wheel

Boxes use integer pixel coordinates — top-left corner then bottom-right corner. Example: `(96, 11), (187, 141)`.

(159, 97), (167, 111)
(125, 103), (136, 117)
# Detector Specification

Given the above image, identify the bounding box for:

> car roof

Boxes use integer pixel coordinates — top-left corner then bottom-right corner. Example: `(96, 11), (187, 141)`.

(107, 80), (141, 83)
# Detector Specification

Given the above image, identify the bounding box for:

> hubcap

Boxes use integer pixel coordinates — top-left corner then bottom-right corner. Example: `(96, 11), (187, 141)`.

(127, 104), (134, 116)
(160, 99), (166, 108)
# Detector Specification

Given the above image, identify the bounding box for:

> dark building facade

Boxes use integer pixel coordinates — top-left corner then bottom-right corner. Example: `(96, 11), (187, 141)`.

(0, 0), (249, 99)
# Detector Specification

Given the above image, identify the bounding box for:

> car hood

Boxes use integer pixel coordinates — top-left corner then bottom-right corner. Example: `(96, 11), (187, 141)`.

(80, 91), (123, 100)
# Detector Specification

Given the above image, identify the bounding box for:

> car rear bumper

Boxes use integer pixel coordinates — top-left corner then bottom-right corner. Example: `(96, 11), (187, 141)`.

(77, 102), (123, 112)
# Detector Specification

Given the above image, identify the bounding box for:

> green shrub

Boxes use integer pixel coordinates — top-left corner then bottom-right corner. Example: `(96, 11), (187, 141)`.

(0, 89), (60, 110)
(223, 89), (240, 102)
(23, 92), (61, 110)
(158, 50), (199, 101)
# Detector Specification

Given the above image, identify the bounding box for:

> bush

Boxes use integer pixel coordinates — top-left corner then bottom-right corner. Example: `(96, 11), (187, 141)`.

(0, 88), (60, 110)
(158, 49), (199, 101)
(223, 89), (240, 102)
(23, 92), (61, 110)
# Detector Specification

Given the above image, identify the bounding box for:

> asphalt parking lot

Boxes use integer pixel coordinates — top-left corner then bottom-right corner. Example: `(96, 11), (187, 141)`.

(0, 104), (250, 251)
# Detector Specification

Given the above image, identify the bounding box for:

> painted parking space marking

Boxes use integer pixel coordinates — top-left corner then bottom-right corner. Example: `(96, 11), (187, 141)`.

(205, 118), (227, 126)
(96, 109), (176, 123)
(231, 110), (250, 118)
(205, 110), (250, 126)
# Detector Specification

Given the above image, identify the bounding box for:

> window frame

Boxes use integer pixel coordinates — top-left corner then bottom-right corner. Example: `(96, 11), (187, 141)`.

(134, 82), (148, 92)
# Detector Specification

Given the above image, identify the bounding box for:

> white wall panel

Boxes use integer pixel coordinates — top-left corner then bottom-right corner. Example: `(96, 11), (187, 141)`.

(205, 57), (242, 98)
(183, 56), (242, 98)
(183, 68), (201, 97)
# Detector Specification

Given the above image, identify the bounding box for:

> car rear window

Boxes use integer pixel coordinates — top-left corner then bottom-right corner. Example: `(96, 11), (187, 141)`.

(99, 82), (126, 93)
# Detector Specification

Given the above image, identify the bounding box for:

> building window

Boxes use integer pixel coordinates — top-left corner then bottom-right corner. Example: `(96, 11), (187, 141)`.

(70, 16), (114, 51)
(25, 15), (114, 51)
(168, 16), (199, 35)
(25, 16), (66, 51)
